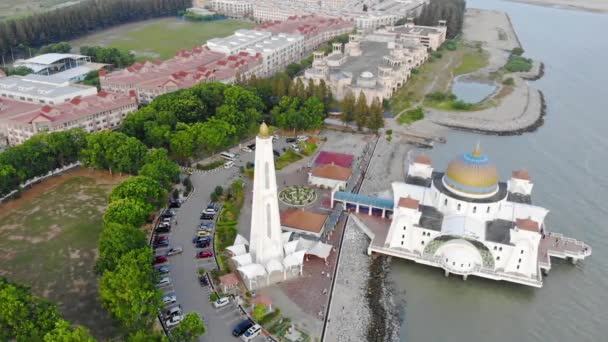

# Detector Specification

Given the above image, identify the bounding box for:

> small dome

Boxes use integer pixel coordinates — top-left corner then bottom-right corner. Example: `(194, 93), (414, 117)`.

(259, 122), (269, 138)
(361, 71), (374, 78)
(442, 144), (499, 198)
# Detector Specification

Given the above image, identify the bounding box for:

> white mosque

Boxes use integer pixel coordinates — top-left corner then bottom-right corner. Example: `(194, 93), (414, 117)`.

(228, 123), (332, 290)
(337, 145), (592, 287)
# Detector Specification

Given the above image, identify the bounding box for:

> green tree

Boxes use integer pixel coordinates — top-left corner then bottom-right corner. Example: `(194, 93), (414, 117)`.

(109, 176), (167, 210)
(196, 117), (237, 153)
(0, 164), (20, 196)
(143, 122), (172, 148)
(99, 248), (162, 333)
(139, 148), (180, 190)
(252, 304), (267, 321)
(103, 198), (149, 227)
(121, 107), (157, 141)
(170, 129), (196, 162)
(341, 91), (356, 124)
(97, 223), (147, 273)
(126, 330), (168, 342)
(80, 132), (147, 175)
(43, 319), (96, 342)
(170, 313), (206, 342)
(367, 97), (385, 134)
(301, 96), (326, 129)
(354, 91), (369, 131)
(214, 186), (224, 197)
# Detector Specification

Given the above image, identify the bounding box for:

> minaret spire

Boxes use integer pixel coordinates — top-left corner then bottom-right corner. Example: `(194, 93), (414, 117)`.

(472, 142), (482, 158)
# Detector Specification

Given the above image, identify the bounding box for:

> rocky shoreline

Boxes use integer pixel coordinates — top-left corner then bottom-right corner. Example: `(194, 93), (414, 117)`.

(366, 256), (400, 342)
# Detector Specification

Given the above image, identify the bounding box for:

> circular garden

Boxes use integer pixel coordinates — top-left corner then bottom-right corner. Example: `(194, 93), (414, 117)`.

(279, 186), (317, 206)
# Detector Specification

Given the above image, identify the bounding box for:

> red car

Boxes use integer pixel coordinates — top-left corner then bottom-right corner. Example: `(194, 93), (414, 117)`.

(154, 256), (168, 265)
(196, 251), (213, 259)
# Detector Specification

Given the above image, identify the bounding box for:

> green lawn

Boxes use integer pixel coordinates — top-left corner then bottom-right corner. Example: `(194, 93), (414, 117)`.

(71, 17), (254, 60)
(275, 150), (303, 170)
(0, 0), (78, 20)
(0, 169), (126, 339)
(453, 48), (489, 76)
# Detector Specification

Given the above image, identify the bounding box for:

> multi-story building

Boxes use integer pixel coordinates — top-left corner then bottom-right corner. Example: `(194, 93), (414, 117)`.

(302, 32), (427, 105)
(256, 15), (354, 52)
(0, 91), (137, 145)
(207, 30), (272, 55)
(208, 0), (254, 17)
(244, 33), (305, 76)
(0, 74), (98, 105)
(375, 18), (447, 50)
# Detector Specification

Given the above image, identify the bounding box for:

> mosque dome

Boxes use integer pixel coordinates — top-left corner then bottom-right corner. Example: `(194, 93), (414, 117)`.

(442, 144), (499, 198)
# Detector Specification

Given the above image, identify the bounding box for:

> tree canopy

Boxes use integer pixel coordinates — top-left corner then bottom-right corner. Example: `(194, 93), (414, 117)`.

(109, 176), (167, 211)
(96, 222), (148, 273)
(170, 313), (206, 342)
(103, 198), (150, 227)
(80, 131), (147, 175)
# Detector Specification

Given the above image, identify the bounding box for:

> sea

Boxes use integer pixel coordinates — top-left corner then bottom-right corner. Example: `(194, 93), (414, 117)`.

(393, 0), (608, 341)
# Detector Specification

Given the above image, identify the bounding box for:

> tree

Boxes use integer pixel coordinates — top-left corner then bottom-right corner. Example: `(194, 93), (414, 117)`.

(99, 248), (162, 333)
(271, 96), (301, 132)
(195, 118), (236, 153)
(46, 129), (87, 167)
(341, 91), (356, 124)
(151, 90), (206, 124)
(354, 91), (369, 131)
(300, 96), (326, 130)
(252, 304), (267, 321)
(80, 131), (147, 175)
(43, 319), (95, 342)
(110, 176), (166, 210)
(121, 107), (157, 141)
(286, 63), (302, 78)
(367, 97), (385, 134)
(126, 330), (168, 342)
(170, 129), (196, 162)
(170, 313), (206, 342)
(138, 148), (180, 190)
(511, 47), (525, 56)
(103, 198), (150, 227)
(214, 186), (224, 197)
(97, 222), (147, 273)
(0, 164), (20, 196)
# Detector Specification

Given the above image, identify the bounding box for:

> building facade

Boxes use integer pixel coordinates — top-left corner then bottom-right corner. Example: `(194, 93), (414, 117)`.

(0, 75), (98, 105)
(208, 0), (254, 17)
(375, 18), (448, 50)
(0, 91), (137, 145)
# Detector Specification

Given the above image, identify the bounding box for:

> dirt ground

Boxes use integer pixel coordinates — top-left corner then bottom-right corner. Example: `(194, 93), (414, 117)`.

(0, 167), (127, 339)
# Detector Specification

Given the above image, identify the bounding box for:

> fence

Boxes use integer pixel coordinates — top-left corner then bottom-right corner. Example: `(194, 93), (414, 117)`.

(0, 162), (81, 203)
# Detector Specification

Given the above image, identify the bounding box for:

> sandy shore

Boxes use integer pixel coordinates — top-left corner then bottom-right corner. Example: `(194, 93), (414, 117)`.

(509, 0), (608, 13)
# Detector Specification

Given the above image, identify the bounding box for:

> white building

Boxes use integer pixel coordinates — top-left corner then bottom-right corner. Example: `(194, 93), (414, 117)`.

(375, 18), (447, 50)
(0, 74), (98, 105)
(13, 53), (91, 75)
(336, 146), (592, 287)
(207, 29), (272, 55)
(308, 163), (352, 190)
(245, 33), (304, 76)
(208, 0), (254, 17)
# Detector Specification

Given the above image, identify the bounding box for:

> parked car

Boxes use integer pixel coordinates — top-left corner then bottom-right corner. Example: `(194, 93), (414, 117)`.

(154, 241), (169, 249)
(202, 208), (215, 215)
(232, 319), (254, 337)
(241, 324), (262, 341)
(193, 236), (212, 244)
(212, 297), (230, 308)
(161, 210), (175, 218)
(157, 277), (172, 287)
(168, 200), (181, 208)
(156, 225), (171, 233)
(154, 236), (169, 242)
(273, 150), (281, 157)
(296, 135), (309, 142)
(153, 256), (168, 265)
(290, 143), (301, 152)
(247, 143), (256, 151)
(162, 295), (177, 305)
(196, 251), (213, 259)
(156, 265), (170, 274)
(198, 221), (214, 229)
(167, 246), (183, 256)
(285, 137), (296, 143)
(200, 214), (214, 220)
(165, 314), (183, 328)
(206, 204), (219, 212)
(273, 134), (280, 140)
(198, 275), (209, 287)
(165, 306), (182, 317)
(197, 231), (212, 237)
(196, 241), (211, 249)
(241, 146), (253, 153)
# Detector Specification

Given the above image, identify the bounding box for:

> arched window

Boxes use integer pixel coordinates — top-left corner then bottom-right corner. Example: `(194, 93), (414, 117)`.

(457, 203), (461, 211)
(444, 198), (448, 206)
(266, 203), (272, 238)
(518, 258), (522, 263)
(520, 250), (524, 254)
(496, 256), (500, 261)
(402, 234), (405, 239)
(486, 206), (490, 213)
(264, 162), (270, 190)
(517, 265), (520, 270)
(473, 206), (477, 214)
(403, 226), (406, 231)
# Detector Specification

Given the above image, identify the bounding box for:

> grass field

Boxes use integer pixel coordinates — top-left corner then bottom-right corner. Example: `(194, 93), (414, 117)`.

(0, 168), (127, 339)
(70, 17), (254, 60)
(0, 0), (79, 20)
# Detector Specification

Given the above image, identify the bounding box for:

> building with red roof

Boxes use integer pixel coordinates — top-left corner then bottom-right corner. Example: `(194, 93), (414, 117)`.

(314, 151), (354, 168)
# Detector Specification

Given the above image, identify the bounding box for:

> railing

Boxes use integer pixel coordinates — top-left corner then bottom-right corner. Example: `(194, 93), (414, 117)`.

(0, 161), (81, 203)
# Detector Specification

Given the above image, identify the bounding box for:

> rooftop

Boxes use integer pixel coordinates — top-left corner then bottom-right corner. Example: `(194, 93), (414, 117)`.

(485, 219), (514, 245)
(0, 75), (96, 100)
(315, 151), (354, 167)
(334, 191), (394, 210)
(280, 209), (329, 234)
(15, 53), (88, 66)
(432, 172), (509, 204)
(219, 273), (240, 287)
(398, 196), (419, 210)
(512, 170), (531, 181)
(414, 154), (432, 165)
(311, 163), (352, 181)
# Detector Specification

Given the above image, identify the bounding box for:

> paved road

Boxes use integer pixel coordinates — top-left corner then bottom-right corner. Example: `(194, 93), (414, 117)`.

(155, 138), (298, 341)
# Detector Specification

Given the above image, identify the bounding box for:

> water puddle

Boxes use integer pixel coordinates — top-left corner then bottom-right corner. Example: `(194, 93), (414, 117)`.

(451, 75), (497, 103)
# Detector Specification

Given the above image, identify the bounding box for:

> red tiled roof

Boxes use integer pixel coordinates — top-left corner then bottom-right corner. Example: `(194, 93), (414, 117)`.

(398, 196), (419, 210)
(219, 273), (239, 287)
(70, 98), (82, 105)
(97, 91), (109, 98)
(311, 163), (351, 181)
(251, 294), (272, 307)
(512, 170), (531, 181)
(516, 217), (540, 232)
(41, 105), (53, 113)
(414, 155), (432, 165)
(280, 209), (328, 234)
(315, 151), (354, 168)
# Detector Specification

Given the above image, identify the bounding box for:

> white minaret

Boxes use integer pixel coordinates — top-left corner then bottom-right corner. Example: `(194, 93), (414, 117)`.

(249, 122), (284, 265)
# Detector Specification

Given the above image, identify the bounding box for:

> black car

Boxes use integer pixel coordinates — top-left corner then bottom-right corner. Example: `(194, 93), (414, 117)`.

(168, 199), (181, 208)
(198, 275), (209, 287)
(286, 137), (296, 143)
(193, 236), (212, 244)
(232, 319), (254, 337)
(156, 226), (171, 233)
(196, 241), (211, 249)
(247, 143), (256, 151)
(200, 214), (214, 220)
(273, 150), (281, 157)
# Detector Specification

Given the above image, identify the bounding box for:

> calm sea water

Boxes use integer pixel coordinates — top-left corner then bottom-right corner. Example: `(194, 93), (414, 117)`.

(393, 1), (608, 341)
(451, 76), (497, 103)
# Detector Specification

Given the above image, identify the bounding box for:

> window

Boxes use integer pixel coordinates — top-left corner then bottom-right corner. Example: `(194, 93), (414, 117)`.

(496, 256), (500, 260)
(444, 198), (448, 206)
(421, 241), (425, 245)
(401, 241), (404, 245)
(518, 258), (522, 263)
(487, 206), (490, 213)
(402, 234), (405, 239)
(499, 247), (502, 251)
(264, 162), (270, 190)
(493, 246), (497, 250)
(521, 250), (524, 254)
(445, 258), (448, 262)
(517, 265), (520, 270)
(403, 226), (406, 231)
(452, 262), (455, 266)
(457, 203), (461, 211)
(266, 204), (272, 238)
(473, 206), (477, 214)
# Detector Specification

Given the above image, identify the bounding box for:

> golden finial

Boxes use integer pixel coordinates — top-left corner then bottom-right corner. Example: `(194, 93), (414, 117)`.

(472, 142), (482, 157)
(259, 122), (269, 138)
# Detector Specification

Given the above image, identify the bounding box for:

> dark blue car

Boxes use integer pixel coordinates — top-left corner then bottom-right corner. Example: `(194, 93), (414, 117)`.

(232, 319), (254, 337)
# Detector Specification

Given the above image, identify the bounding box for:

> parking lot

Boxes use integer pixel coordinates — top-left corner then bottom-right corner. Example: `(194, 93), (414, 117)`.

(151, 153), (272, 341)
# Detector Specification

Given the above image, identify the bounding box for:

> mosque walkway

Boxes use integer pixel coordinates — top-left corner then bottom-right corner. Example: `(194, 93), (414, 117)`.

(538, 232), (592, 270)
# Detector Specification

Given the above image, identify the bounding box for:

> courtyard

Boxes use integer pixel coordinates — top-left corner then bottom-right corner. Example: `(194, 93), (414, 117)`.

(0, 168), (127, 339)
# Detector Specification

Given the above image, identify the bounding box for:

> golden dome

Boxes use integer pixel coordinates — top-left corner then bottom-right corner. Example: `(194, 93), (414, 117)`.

(443, 145), (499, 197)
(259, 122), (270, 138)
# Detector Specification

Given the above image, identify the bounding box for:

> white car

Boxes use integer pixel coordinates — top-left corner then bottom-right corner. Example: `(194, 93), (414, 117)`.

(167, 246), (183, 256)
(241, 146), (253, 153)
(241, 324), (262, 341)
(213, 297), (230, 308)
(157, 277), (172, 287)
(165, 306), (182, 317)
(224, 160), (235, 169)
(202, 208), (215, 214)
(162, 295), (177, 305)
(166, 314), (183, 328)
(272, 134), (280, 140)
(296, 135), (309, 142)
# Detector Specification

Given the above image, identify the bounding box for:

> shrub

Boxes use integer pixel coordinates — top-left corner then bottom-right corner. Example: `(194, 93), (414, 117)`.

(253, 304), (267, 321)
(410, 68), (419, 74)
(198, 268), (207, 275)
(386, 129), (393, 135)
(511, 47), (525, 56)
(443, 40), (458, 51)
(502, 77), (515, 86)
(197, 160), (224, 170)
(210, 293), (219, 302)
(451, 100), (474, 110)
(505, 56), (532, 72)
(425, 91), (455, 102)
(431, 51), (443, 59)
